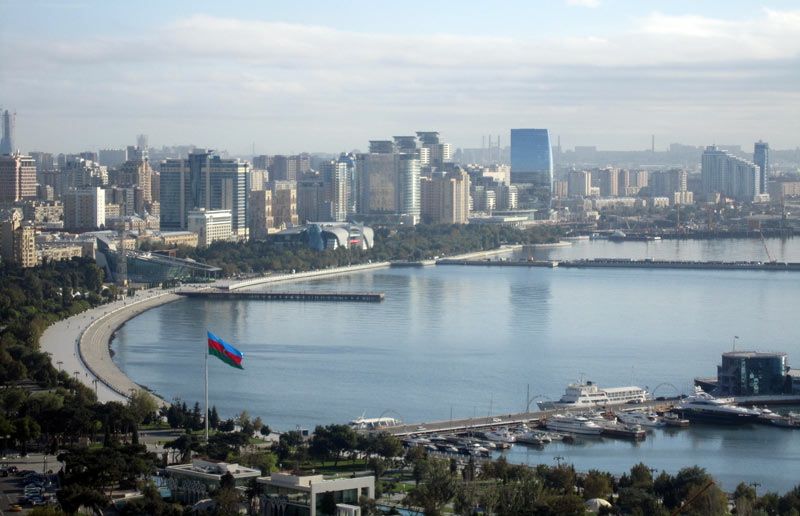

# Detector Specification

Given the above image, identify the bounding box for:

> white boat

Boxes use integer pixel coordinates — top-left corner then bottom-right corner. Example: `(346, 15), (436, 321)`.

(674, 388), (761, 425)
(516, 432), (550, 446)
(545, 414), (603, 435)
(483, 428), (516, 443)
(538, 380), (648, 410)
(349, 415), (403, 430)
(617, 410), (665, 427)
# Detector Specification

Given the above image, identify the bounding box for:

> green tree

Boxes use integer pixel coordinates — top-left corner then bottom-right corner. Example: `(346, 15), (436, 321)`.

(583, 469), (612, 500)
(127, 390), (158, 425)
(406, 458), (456, 516)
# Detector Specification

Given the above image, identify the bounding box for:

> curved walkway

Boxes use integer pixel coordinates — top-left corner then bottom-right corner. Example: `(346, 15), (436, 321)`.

(40, 290), (182, 404)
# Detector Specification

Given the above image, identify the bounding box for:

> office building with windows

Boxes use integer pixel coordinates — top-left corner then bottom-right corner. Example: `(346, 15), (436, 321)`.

(187, 209), (233, 247)
(754, 141), (769, 195)
(510, 129), (553, 210)
(160, 150), (249, 238)
(0, 153), (36, 202)
(701, 146), (761, 202)
(716, 351), (791, 396)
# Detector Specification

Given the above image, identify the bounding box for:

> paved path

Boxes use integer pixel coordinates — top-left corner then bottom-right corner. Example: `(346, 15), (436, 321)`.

(40, 290), (183, 404)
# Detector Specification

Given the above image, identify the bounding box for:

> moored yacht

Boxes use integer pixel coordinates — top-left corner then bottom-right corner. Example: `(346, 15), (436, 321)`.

(545, 414), (603, 435)
(674, 389), (761, 424)
(617, 410), (665, 427)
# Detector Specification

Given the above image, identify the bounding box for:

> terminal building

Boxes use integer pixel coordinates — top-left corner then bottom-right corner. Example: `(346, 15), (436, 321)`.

(715, 351), (792, 396)
(697, 351), (797, 397)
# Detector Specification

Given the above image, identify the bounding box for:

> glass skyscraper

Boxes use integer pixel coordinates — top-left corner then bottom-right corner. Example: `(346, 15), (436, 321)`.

(510, 129), (553, 210)
(753, 141), (769, 195)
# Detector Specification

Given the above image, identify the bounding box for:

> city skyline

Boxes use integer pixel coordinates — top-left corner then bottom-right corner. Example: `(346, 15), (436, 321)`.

(1, 1), (799, 154)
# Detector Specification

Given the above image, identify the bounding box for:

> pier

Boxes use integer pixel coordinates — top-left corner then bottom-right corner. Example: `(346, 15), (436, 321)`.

(375, 399), (674, 438)
(437, 258), (800, 272)
(179, 289), (385, 302)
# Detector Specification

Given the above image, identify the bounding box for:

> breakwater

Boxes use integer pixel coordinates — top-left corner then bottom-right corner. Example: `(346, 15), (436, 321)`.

(180, 289), (385, 302)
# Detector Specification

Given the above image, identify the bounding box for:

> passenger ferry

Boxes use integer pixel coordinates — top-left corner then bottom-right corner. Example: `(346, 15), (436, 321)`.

(538, 381), (648, 410)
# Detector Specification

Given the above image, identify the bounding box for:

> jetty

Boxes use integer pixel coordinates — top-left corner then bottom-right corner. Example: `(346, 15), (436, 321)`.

(179, 289), (384, 302)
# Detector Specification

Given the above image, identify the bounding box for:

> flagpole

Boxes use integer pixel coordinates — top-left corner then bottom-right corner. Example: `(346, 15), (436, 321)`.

(205, 333), (209, 445)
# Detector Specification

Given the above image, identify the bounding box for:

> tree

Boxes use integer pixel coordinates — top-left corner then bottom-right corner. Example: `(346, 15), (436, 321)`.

(583, 470), (612, 500)
(57, 483), (108, 515)
(406, 458), (456, 516)
(629, 462), (654, 491)
(13, 416), (40, 456)
(209, 405), (220, 430)
(128, 390), (158, 425)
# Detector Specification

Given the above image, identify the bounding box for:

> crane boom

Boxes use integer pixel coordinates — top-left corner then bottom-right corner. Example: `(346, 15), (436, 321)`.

(759, 228), (774, 263)
(670, 480), (715, 516)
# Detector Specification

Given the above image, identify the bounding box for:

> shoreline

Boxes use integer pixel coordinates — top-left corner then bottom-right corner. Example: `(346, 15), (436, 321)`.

(41, 244), (524, 406)
(43, 260), (399, 404)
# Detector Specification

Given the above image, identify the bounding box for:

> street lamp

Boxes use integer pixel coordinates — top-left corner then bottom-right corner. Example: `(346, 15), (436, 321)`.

(750, 482), (760, 497)
(56, 361), (63, 371)
(732, 335), (740, 351)
(92, 379), (99, 397)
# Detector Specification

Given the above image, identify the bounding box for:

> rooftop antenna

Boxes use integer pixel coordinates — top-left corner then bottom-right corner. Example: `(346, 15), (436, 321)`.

(732, 335), (739, 351)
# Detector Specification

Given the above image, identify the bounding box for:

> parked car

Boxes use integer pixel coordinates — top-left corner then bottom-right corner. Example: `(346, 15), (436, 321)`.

(8, 504), (23, 512)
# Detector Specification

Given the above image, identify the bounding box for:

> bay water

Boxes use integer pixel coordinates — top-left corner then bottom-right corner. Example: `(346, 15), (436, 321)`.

(111, 238), (800, 491)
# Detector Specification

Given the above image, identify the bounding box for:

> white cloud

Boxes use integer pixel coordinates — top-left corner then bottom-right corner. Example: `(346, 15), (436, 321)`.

(2, 9), (800, 152)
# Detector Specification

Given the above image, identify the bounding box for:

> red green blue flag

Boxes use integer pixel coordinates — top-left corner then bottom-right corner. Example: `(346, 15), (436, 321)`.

(207, 331), (244, 370)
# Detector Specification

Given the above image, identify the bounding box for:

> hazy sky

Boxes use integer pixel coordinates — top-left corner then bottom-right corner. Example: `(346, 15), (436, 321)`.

(1, 0), (799, 155)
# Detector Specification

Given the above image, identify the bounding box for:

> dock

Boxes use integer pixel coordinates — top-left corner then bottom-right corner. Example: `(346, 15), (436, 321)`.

(179, 289), (385, 302)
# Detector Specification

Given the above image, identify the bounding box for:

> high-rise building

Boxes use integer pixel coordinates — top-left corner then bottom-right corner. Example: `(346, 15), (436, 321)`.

(187, 208), (233, 247)
(297, 179), (326, 222)
(421, 169), (470, 224)
(118, 158), (152, 203)
(701, 146), (761, 202)
(0, 153), (37, 202)
(510, 129), (553, 210)
(396, 154), (420, 220)
(596, 168), (620, 197)
(320, 156), (352, 222)
(510, 129), (553, 187)
(253, 155), (271, 171)
(270, 155), (297, 181)
(248, 189), (273, 240)
(368, 141), (394, 154)
(357, 153), (397, 214)
(136, 134), (149, 160)
(63, 187), (106, 230)
(650, 169), (688, 197)
(417, 132), (452, 169)
(0, 110), (15, 155)
(61, 157), (107, 194)
(99, 148), (128, 168)
(160, 150), (249, 238)
(568, 170), (591, 197)
(754, 141), (769, 195)
(0, 211), (35, 267)
(270, 181), (299, 229)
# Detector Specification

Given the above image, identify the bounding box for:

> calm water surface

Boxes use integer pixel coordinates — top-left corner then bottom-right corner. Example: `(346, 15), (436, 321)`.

(112, 238), (800, 492)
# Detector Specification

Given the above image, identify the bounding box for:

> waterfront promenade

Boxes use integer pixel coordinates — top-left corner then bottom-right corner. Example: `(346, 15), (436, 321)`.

(40, 248), (522, 405)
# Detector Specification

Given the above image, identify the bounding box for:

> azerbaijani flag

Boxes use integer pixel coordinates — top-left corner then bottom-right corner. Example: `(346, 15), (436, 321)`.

(207, 331), (244, 370)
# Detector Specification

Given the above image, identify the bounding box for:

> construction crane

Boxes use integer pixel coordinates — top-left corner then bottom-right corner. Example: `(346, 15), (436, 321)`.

(759, 228), (775, 263)
(670, 480), (715, 516)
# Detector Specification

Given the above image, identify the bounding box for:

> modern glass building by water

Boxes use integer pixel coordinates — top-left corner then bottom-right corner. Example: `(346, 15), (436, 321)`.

(510, 128), (553, 187)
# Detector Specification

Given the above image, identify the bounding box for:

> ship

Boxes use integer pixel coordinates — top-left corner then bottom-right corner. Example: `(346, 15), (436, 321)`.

(538, 380), (649, 410)
(673, 388), (761, 425)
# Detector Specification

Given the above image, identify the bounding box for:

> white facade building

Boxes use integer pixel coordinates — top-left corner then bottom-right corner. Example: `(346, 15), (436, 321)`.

(188, 209), (233, 247)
